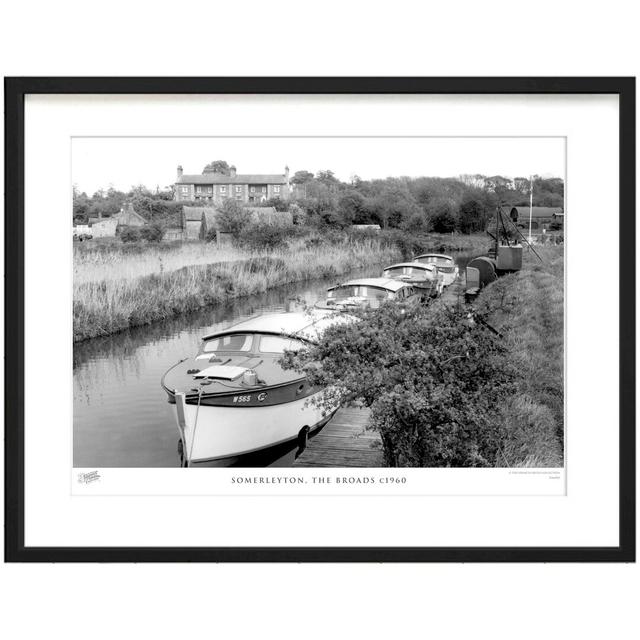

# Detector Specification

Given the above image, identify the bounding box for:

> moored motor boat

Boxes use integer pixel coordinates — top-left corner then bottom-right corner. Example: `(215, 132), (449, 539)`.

(412, 254), (459, 287)
(315, 277), (420, 310)
(382, 262), (444, 298)
(161, 310), (351, 466)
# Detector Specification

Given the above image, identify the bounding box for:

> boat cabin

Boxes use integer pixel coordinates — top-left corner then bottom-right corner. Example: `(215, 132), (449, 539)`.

(382, 262), (443, 297)
(316, 277), (418, 310)
(162, 311), (351, 402)
(413, 254), (458, 286)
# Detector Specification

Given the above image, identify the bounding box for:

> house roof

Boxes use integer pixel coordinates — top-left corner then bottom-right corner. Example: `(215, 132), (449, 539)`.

(182, 206), (214, 221)
(506, 206), (563, 218)
(115, 204), (147, 225)
(177, 173), (287, 185)
(88, 217), (116, 226)
(202, 210), (218, 226)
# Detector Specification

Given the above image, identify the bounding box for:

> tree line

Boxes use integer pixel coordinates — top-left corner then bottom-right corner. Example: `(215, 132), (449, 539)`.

(288, 170), (563, 233)
(73, 165), (564, 236)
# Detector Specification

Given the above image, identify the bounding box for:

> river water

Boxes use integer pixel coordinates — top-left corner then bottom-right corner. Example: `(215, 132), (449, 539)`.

(73, 256), (472, 468)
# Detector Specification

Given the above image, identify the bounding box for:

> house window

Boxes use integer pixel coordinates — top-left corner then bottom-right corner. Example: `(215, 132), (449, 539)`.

(220, 186), (226, 193)
(180, 186), (189, 194)
(235, 185), (242, 193)
(235, 195), (242, 201)
(273, 185), (280, 194)
(262, 187), (266, 193)
(250, 186), (255, 193)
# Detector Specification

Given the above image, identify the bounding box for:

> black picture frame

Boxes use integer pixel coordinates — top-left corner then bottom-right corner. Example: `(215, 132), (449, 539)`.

(4, 77), (635, 563)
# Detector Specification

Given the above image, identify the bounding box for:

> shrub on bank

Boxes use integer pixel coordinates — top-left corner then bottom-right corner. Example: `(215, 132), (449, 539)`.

(139, 222), (164, 243)
(238, 222), (295, 251)
(282, 247), (564, 468)
(283, 303), (521, 467)
(119, 227), (141, 243)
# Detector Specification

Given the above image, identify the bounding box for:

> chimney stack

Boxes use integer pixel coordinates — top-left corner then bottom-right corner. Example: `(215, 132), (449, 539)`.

(177, 165), (183, 180)
(229, 165), (237, 178)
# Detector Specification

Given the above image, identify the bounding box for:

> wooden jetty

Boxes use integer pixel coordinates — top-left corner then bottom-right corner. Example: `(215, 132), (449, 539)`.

(293, 407), (385, 467)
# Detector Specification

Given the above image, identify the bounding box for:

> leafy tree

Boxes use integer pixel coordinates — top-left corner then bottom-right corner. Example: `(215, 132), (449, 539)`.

(315, 169), (340, 188)
(72, 188), (91, 221)
(427, 198), (457, 233)
(216, 199), (252, 235)
(458, 198), (489, 234)
(337, 190), (366, 226)
(202, 160), (231, 175)
(139, 222), (164, 243)
(366, 180), (421, 229)
(291, 170), (314, 184)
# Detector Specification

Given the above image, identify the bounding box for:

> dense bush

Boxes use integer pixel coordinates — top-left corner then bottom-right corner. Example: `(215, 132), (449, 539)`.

(282, 303), (521, 467)
(216, 199), (253, 235)
(139, 223), (164, 243)
(238, 222), (295, 250)
(119, 227), (141, 243)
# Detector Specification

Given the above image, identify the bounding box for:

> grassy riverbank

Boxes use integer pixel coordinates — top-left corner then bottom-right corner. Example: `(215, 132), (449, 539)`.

(475, 245), (564, 467)
(282, 242), (564, 468)
(73, 231), (489, 342)
(73, 236), (399, 341)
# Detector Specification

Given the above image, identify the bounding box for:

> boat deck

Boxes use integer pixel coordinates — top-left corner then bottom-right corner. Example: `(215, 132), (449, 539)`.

(293, 407), (384, 467)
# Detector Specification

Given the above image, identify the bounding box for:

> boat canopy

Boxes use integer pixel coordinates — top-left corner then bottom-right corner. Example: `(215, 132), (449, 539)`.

(327, 277), (409, 293)
(413, 253), (454, 263)
(202, 310), (354, 344)
(384, 262), (437, 272)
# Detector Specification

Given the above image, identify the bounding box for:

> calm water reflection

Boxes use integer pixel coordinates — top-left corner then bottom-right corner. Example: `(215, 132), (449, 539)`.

(73, 255), (474, 468)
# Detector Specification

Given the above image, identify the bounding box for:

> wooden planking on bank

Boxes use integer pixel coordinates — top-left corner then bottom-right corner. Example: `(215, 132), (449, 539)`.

(293, 407), (385, 467)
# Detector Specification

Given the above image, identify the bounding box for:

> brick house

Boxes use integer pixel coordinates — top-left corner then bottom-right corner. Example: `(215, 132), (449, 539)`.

(174, 165), (291, 204)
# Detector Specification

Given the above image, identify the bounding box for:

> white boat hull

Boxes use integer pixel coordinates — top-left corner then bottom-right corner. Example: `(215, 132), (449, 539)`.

(175, 390), (333, 464)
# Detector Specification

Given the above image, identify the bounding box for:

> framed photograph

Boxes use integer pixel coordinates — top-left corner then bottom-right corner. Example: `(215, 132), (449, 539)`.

(4, 77), (635, 562)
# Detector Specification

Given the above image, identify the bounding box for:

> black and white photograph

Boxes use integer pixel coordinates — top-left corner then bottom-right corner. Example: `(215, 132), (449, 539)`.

(73, 136), (565, 471)
(6, 77), (632, 565)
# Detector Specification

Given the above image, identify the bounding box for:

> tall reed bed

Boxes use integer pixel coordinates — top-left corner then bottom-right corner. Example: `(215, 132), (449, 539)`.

(74, 237), (401, 341)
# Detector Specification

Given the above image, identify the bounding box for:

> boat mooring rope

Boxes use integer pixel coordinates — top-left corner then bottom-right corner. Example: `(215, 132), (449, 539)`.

(187, 388), (204, 468)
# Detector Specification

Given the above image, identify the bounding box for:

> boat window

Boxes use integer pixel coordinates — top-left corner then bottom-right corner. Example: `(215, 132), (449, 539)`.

(258, 336), (306, 354)
(417, 255), (452, 265)
(202, 334), (253, 353)
(329, 285), (390, 300)
(385, 266), (425, 277)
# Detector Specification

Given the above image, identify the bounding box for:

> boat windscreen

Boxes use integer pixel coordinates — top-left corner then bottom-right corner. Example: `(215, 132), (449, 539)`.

(416, 255), (453, 265)
(384, 266), (430, 277)
(202, 334), (253, 353)
(328, 285), (392, 300)
(258, 336), (306, 354)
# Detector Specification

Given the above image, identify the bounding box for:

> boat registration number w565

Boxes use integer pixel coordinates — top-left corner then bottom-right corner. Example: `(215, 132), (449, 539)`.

(232, 392), (268, 404)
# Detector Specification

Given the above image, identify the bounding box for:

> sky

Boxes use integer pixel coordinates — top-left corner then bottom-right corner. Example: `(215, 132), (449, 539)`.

(72, 137), (565, 194)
